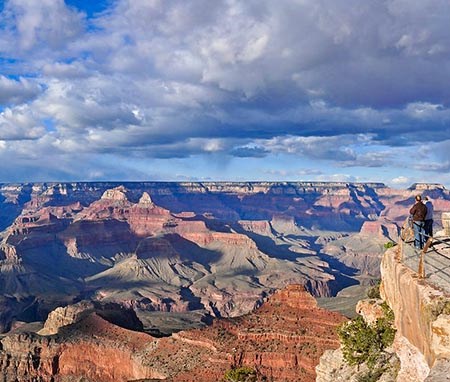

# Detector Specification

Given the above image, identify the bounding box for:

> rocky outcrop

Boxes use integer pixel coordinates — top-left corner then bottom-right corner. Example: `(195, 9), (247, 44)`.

(38, 301), (96, 335)
(318, 229), (450, 382)
(315, 346), (399, 382)
(316, 292), (402, 381)
(355, 299), (386, 325)
(162, 284), (346, 382)
(0, 313), (158, 382)
(0, 285), (345, 382)
(0, 302), (155, 382)
(381, 246), (450, 367)
(392, 335), (430, 382)
(359, 220), (399, 241)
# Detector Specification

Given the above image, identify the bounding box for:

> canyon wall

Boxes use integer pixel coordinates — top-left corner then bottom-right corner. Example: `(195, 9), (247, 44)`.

(0, 285), (345, 382)
(317, 224), (450, 381)
(380, 244), (450, 376)
(1, 181), (450, 334)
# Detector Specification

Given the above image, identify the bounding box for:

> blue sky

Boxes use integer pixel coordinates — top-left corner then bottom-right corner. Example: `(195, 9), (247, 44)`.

(0, 0), (449, 187)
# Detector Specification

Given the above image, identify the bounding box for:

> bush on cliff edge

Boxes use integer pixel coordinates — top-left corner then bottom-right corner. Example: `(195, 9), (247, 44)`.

(224, 366), (257, 382)
(338, 302), (396, 370)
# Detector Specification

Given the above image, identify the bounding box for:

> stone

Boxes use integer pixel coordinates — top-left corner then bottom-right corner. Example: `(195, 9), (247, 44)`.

(355, 299), (385, 325)
(425, 358), (450, 381)
(393, 334), (430, 382)
(432, 314), (450, 360)
(442, 212), (450, 236)
(381, 246), (450, 367)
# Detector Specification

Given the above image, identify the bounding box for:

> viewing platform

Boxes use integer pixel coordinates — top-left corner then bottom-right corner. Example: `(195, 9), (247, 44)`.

(381, 212), (450, 378)
(399, 212), (450, 295)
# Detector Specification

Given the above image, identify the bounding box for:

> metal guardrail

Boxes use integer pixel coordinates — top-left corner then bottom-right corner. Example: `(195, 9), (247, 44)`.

(399, 218), (450, 279)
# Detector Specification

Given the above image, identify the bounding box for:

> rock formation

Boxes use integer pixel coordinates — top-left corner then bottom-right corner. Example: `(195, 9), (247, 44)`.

(380, 245), (450, 378)
(0, 285), (345, 381)
(0, 182), (450, 336)
(317, 219), (450, 382)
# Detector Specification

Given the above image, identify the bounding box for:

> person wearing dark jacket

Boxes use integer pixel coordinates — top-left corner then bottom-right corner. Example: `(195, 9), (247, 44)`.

(424, 196), (434, 239)
(409, 195), (428, 249)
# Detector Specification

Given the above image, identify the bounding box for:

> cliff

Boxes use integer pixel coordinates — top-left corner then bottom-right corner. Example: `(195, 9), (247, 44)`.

(380, 243), (450, 380)
(1, 181), (450, 350)
(317, 216), (450, 381)
(0, 285), (345, 381)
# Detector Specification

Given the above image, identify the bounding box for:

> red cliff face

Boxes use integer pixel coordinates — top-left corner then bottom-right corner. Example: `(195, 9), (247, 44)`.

(0, 313), (159, 382)
(163, 284), (347, 382)
(0, 285), (345, 382)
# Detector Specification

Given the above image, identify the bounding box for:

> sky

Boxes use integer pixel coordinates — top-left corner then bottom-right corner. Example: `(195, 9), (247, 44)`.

(0, 0), (449, 188)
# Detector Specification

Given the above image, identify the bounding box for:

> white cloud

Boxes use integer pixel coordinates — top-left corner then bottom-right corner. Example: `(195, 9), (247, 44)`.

(0, 76), (42, 104)
(4, 0), (84, 51)
(391, 176), (410, 185)
(0, 105), (45, 140)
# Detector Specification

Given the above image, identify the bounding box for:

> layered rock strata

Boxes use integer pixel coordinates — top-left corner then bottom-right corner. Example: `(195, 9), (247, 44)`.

(1, 182), (450, 339)
(0, 285), (345, 382)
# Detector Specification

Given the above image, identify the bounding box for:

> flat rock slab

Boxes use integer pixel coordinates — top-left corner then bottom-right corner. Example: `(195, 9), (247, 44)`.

(402, 236), (450, 296)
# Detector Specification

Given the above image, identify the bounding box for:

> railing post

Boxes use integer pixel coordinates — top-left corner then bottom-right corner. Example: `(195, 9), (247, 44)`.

(396, 238), (403, 262)
(417, 237), (433, 279)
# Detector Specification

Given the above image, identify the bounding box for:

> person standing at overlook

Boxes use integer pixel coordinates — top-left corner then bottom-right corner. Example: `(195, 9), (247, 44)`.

(424, 196), (434, 239)
(409, 195), (428, 249)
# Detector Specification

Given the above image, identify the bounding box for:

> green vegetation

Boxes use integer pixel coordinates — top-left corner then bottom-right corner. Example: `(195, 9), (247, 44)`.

(383, 241), (395, 249)
(366, 280), (381, 299)
(223, 366), (257, 382)
(338, 302), (396, 370)
(357, 361), (392, 382)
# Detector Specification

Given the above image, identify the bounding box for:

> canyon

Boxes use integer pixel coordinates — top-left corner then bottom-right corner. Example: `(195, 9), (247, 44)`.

(0, 284), (345, 381)
(1, 181), (450, 380)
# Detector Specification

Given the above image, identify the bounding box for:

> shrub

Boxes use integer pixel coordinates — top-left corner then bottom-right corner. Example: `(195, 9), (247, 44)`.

(224, 366), (257, 382)
(366, 280), (381, 299)
(383, 241), (395, 249)
(338, 302), (396, 370)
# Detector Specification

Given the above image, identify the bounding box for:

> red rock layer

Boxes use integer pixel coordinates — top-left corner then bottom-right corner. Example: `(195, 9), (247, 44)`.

(160, 284), (347, 382)
(0, 285), (346, 382)
(0, 313), (160, 382)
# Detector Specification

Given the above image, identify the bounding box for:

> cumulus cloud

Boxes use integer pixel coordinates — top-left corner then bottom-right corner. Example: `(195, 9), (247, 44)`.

(0, 0), (84, 53)
(0, 105), (45, 140)
(0, 0), (449, 184)
(0, 75), (42, 105)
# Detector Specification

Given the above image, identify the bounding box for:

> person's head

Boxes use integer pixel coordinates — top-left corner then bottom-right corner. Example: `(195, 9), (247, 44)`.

(415, 195), (422, 202)
(423, 196), (429, 201)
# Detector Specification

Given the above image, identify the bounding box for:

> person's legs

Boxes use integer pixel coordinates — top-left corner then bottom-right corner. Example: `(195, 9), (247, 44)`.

(427, 219), (433, 238)
(413, 221), (425, 249)
(419, 221), (425, 249)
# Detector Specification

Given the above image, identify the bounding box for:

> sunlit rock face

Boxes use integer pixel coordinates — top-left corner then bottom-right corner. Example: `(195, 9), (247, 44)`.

(0, 182), (449, 334)
(381, 246), (450, 366)
(379, 244), (450, 381)
(0, 311), (160, 382)
(0, 285), (344, 382)
(318, 233), (450, 382)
